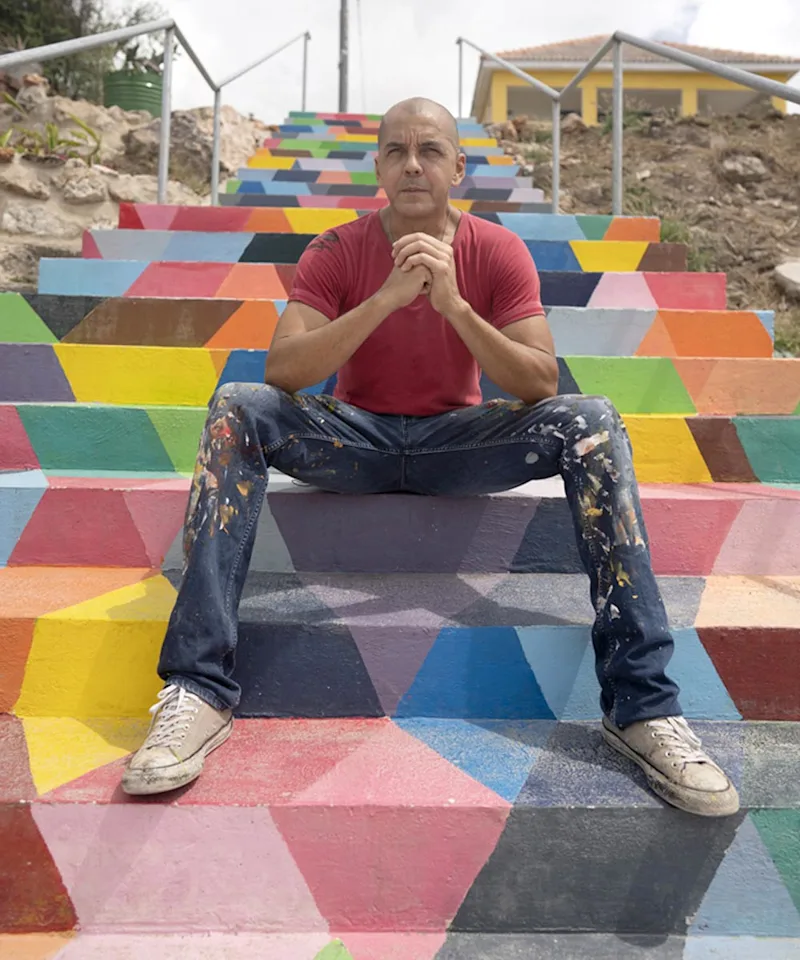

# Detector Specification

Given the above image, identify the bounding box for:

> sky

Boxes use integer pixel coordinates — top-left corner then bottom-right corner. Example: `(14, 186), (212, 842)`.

(125, 0), (800, 120)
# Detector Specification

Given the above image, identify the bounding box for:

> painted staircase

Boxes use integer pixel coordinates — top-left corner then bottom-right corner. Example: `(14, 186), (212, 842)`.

(1, 111), (799, 960)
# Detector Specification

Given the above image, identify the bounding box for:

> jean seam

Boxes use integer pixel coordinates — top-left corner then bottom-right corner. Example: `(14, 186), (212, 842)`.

(261, 433), (401, 456)
(405, 436), (562, 456)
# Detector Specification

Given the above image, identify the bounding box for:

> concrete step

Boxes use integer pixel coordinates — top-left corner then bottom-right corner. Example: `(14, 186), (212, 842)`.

(259, 140), (506, 159)
(1, 293), (774, 357)
(2, 566), (798, 721)
(219, 193), (550, 213)
(38, 259), (727, 307)
(1, 715), (798, 937)
(227, 180), (544, 202)
(267, 133), (498, 147)
(81, 230), (686, 274)
(232, 169), (529, 188)
(3, 342), (798, 414)
(117, 205), (661, 242)
(2, 470), (800, 569)
(227, 156), (519, 174)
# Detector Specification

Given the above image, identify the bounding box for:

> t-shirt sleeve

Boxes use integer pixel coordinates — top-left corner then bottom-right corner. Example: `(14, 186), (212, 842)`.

(489, 231), (545, 330)
(288, 230), (347, 320)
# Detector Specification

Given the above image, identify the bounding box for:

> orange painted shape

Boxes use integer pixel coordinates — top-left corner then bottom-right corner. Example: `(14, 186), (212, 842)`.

(672, 358), (800, 415)
(206, 300), (281, 350)
(209, 350), (229, 376)
(242, 209), (293, 232)
(317, 171), (353, 184)
(659, 310), (773, 359)
(0, 933), (76, 959)
(215, 264), (286, 300)
(605, 217), (661, 242)
(0, 620), (36, 713)
(0, 567), (153, 618)
(486, 156), (515, 165)
(635, 314), (678, 356)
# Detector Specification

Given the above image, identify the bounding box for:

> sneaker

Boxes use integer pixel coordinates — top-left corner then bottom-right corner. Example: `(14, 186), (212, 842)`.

(602, 715), (740, 817)
(122, 684), (232, 796)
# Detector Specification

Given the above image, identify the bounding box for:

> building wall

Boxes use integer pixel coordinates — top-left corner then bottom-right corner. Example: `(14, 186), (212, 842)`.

(487, 68), (794, 124)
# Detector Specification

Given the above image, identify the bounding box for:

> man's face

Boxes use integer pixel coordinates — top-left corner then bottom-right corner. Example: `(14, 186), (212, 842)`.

(375, 111), (466, 218)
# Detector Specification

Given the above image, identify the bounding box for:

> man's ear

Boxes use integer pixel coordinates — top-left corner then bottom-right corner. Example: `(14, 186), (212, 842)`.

(452, 150), (467, 187)
(374, 153), (382, 185)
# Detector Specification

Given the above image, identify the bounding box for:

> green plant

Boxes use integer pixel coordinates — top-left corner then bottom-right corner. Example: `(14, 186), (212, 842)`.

(2, 95), (102, 164)
(0, 129), (14, 147)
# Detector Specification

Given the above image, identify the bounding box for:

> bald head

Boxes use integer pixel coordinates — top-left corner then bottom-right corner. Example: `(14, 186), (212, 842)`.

(378, 97), (460, 152)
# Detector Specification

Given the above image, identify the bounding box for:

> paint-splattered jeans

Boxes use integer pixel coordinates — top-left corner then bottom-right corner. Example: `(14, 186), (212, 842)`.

(159, 383), (682, 727)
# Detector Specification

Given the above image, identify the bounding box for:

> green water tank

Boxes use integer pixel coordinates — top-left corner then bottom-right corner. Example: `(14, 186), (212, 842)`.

(103, 70), (163, 117)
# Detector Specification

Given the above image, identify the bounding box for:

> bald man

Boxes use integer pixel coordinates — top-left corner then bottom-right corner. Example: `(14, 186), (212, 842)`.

(124, 98), (738, 818)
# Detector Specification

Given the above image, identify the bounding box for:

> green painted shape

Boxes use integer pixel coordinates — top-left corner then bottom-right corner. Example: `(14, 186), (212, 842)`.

(350, 171), (377, 185)
(734, 417), (800, 483)
(564, 357), (696, 414)
(225, 179), (242, 194)
(752, 810), (800, 913)
(313, 941), (355, 960)
(575, 215), (613, 241)
(794, 398), (800, 415)
(16, 404), (175, 472)
(0, 293), (57, 343)
(147, 406), (208, 474)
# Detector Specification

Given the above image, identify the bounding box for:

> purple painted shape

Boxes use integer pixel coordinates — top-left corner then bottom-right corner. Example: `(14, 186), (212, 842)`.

(269, 492), (537, 573)
(349, 625), (442, 714)
(0, 344), (75, 402)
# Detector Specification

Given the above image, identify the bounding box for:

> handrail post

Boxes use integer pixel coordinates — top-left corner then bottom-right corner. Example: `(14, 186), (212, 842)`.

(612, 38), (624, 215)
(157, 26), (175, 204)
(457, 38), (464, 118)
(211, 87), (222, 206)
(551, 98), (560, 214)
(302, 32), (310, 111)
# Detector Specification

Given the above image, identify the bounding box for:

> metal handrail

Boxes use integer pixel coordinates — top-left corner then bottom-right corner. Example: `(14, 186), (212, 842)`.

(0, 20), (311, 205)
(457, 30), (800, 215)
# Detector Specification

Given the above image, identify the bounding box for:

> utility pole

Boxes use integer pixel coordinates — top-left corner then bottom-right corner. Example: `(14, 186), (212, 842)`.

(338, 0), (349, 113)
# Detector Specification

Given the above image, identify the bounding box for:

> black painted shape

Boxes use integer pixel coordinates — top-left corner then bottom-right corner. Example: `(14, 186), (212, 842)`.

(511, 500), (583, 573)
(540, 272), (602, 308)
(451, 805), (744, 934)
(470, 212), (502, 225)
(23, 294), (104, 340)
(556, 357), (581, 396)
(239, 234), (313, 264)
(436, 933), (685, 959)
(463, 188), (513, 201)
(327, 150), (372, 159)
(219, 195), (301, 207)
(272, 169), (320, 182)
(309, 183), (378, 197)
(232, 621), (384, 718)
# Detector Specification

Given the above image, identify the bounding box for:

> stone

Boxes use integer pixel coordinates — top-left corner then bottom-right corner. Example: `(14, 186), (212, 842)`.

(0, 157), (50, 200)
(636, 169), (652, 181)
(562, 113), (587, 134)
(106, 172), (203, 205)
(0, 148), (14, 164)
(0, 202), (82, 238)
(719, 153), (769, 185)
(16, 81), (49, 112)
(62, 168), (108, 204)
(775, 261), (800, 300)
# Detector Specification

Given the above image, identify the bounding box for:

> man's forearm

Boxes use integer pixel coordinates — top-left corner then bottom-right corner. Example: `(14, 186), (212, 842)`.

(446, 302), (558, 404)
(264, 293), (394, 394)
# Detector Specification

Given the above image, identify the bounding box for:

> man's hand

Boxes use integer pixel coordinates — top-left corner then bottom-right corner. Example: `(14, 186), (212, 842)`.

(375, 262), (433, 312)
(392, 233), (465, 318)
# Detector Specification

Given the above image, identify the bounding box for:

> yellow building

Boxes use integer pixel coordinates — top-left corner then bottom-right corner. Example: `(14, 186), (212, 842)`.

(472, 36), (800, 126)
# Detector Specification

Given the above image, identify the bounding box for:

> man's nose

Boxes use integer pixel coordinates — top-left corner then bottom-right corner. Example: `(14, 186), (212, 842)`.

(404, 149), (423, 173)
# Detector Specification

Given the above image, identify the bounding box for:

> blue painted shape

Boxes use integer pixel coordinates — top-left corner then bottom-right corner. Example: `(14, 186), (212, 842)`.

(38, 259), (146, 297)
(91, 230), (171, 261)
(498, 214), (584, 241)
(396, 718), (553, 802)
(216, 349), (267, 389)
(525, 241), (581, 272)
(238, 181), (312, 196)
(684, 938), (800, 959)
(755, 310), (775, 342)
(540, 271), (602, 307)
(273, 299), (288, 316)
(0, 470), (48, 566)
(237, 180), (266, 193)
(237, 168), (281, 181)
(164, 231), (252, 263)
(690, 815), (800, 937)
(511, 499), (583, 575)
(516, 626), (591, 718)
(395, 626), (555, 720)
(670, 628), (741, 719)
(547, 307), (657, 356)
(464, 164), (520, 177)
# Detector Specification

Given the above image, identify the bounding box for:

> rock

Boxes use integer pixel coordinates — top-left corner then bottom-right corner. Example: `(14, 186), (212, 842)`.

(561, 113), (587, 134)
(574, 182), (605, 206)
(0, 157), (50, 200)
(693, 115), (712, 127)
(62, 167), (108, 204)
(0, 201), (82, 238)
(636, 169), (652, 181)
(775, 261), (800, 299)
(16, 81), (49, 112)
(106, 172), (203, 205)
(0, 148), (14, 164)
(719, 153), (769, 184)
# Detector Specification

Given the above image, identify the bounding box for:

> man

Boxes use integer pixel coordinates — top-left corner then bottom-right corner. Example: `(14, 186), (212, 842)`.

(123, 98), (738, 818)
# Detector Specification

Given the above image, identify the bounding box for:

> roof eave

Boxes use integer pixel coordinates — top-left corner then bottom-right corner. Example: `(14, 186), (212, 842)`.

(483, 58), (800, 74)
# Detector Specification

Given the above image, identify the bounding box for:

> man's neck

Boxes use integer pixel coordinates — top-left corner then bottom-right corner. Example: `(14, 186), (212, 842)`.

(383, 205), (458, 242)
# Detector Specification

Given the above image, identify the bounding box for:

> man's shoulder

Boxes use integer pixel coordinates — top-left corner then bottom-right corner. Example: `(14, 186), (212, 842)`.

(305, 211), (376, 257)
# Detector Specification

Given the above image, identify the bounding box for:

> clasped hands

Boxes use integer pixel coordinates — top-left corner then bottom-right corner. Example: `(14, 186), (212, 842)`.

(378, 232), (466, 318)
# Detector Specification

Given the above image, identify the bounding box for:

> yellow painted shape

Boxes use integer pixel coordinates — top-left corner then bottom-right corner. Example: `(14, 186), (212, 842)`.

(622, 415), (713, 483)
(22, 717), (149, 795)
(14, 576), (176, 719)
(451, 199), (472, 211)
(571, 241), (649, 273)
(458, 137), (497, 147)
(0, 934), (76, 959)
(336, 133), (378, 143)
(247, 155), (297, 169)
(696, 576), (800, 628)
(55, 344), (221, 406)
(284, 208), (359, 234)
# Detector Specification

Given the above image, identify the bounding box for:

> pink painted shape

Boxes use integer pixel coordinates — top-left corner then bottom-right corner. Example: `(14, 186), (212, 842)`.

(124, 262), (232, 298)
(0, 405), (40, 470)
(32, 804), (327, 933)
(713, 496), (800, 575)
(117, 202), (145, 228)
(349, 626), (441, 715)
(337, 931), (447, 960)
(123, 487), (189, 567)
(587, 273), (658, 309)
(460, 497), (539, 572)
(644, 272), (727, 309)
(9, 487), (150, 567)
(58, 933), (330, 959)
(132, 204), (180, 231)
(171, 207), (251, 232)
(81, 232), (102, 259)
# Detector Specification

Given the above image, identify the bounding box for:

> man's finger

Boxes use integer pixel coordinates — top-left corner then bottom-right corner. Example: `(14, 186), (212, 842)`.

(394, 239), (448, 268)
(403, 252), (444, 273)
(392, 232), (449, 255)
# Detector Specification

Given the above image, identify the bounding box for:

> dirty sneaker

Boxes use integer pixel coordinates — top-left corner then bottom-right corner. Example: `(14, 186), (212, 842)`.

(602, 715), (739, 817)
(122, 684), (232, 796)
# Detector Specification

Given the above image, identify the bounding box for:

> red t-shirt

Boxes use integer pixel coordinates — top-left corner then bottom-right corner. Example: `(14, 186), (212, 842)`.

(288, 211), (544, 416)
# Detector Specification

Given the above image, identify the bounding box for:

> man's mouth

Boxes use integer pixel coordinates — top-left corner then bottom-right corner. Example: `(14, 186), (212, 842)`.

(401, 185), (427, 192)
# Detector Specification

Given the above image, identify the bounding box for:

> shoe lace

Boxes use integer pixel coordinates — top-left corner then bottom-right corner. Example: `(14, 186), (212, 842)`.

(146, 685), (201, 750)
(645, 716), (709, 767)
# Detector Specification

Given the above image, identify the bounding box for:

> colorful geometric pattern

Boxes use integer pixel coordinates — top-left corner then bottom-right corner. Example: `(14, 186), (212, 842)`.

(2, 108), (799, 954)
(228, 179), (544, 203)
(0, 292), (774, 356)
(229, 169), (531, 188)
